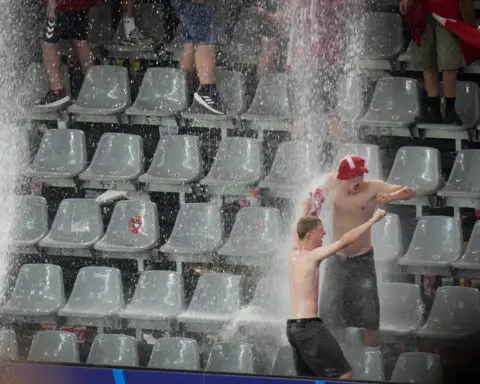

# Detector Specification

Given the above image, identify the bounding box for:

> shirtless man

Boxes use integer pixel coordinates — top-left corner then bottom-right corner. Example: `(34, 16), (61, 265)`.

(305, 155), (417, 347)
(287, 209), (387, 379)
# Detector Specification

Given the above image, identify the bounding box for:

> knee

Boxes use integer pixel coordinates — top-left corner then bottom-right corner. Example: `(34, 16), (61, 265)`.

(339, 370), (353, 380)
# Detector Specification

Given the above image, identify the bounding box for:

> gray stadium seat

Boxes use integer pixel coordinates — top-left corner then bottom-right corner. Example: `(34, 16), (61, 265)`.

(358, 77), (421, 130)
(335, 143), (382, 180)
(387, 147), (442, 196)
(0, 264), (65, 324)
(0, 330), (18, 360)
(119, 271), (185, 331)
(68, 65), (130, 118)
(178, 273), (242, 333)
(148, 337), (200, 370)
(58, 267), (124, 328)
(379, 283), (424, 338)
(28, 331), (79, 363)
(241, 73), (290, 132)
(79, 133), (144, 190)
(417, 286), (480, 339)
(201, 137), (264, 196)
(182, 70), (246, 128)
(205, 342), (254, 374)
(336, 74), (367, 122)
(11, 195), (48, 253)
(398, 216), (463, 276)
(25, 129), (87, 187)
(87, 334), (138, 367)
(391, 352), (443, 384)
(259, 140), (321, 198)
(160, 203), (223, 264)
(39, 199), (103, 257)
(452, 221), (480, 278)
(371, 213), (403, 265)
(126, 68), (188, 124)
(218, 208), (283, 266)
(343, 348), (385, 381)
(139, 135), (202, 193)
(270, 345), (296, 376)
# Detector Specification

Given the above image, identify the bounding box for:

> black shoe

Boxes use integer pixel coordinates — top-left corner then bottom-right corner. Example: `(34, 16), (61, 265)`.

(35, 89), (70, 108)
(194, 86), (225, 115)
(444, 109), (463, 126)
(415, 106), (443, 124)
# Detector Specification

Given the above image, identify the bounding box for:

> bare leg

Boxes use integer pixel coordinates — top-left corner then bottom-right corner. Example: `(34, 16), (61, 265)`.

(72, 40), (95, 72)
(442, 70), (457, 98)
(42, 42), (63, 90)
(339, 370), (353, 380)
(194, 44), (216, 85)
(179, 42), (197, 90)
(122, 0), (135, 18)
(423, 67), (439, 97)
(364, 329), (380, 348)
(256, 36), (279, 78)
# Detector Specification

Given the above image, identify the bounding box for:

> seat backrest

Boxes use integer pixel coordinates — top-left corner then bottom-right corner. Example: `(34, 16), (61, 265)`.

(248, 73), (289, 117)
(360, 13), (403, 59)
(0, 330), (18, 360)
(12, 195), (48, 244)
(47, 199), (103, 244)
(68, 267), (124, 308)
(336, 74), (366, 121)
(31, 129), (87, 174)
(379, 283), (423, 327)
(103, 200), (159, 248)
(335, 143), (381, 179)
(406, 216), (462, 262)
(148, 337), (200, 370)
(205, 342), (254, 374)
(343, 348), (384, 381)
(388, 147), (441, 195)
(250, 275), (289, 317)
(461, 221), (480, 263)
(371, 213), (403, 262)
(28, 331), (79, 363)
(444, 150), (480, 192)
(270, 345), (296, 376)
(187, 273), (241, 314)
(167, 203), (223, 249)
(391, 352), (443, 384)
(87, 334), (138, 367)
(442, 81), (480, 127)
(207, 138), (263, 181)
(216, 70), (246, 114)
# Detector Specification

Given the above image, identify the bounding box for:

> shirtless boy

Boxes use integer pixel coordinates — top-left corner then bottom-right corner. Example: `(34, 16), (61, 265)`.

(305, 155), (416, 347)
(287, 209), (387, 379)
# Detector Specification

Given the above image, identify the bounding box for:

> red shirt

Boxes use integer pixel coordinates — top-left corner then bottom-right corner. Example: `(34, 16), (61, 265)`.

(56, 0), (99, 12)
(425, 0), (461, 20)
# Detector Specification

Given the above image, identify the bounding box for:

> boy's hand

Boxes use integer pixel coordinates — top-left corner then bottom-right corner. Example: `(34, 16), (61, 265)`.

(399, 0), (412, 14)
(46, 0), (57, 20)
(372, 209), (387, 223)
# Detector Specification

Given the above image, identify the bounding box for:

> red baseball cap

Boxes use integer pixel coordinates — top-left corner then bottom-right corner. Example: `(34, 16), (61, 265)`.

(337, 155), (369, 180)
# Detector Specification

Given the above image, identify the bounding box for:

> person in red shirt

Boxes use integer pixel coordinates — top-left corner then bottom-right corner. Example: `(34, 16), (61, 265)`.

(36, 0), (99, 108)
(400, 0), (475, 125)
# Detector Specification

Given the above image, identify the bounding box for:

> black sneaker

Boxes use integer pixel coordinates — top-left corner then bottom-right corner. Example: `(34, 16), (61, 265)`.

(444, 109), (463, 126)
(35, 89), (71, 108)
(194, 86), (225, 115)
(415, 106), (443, 124)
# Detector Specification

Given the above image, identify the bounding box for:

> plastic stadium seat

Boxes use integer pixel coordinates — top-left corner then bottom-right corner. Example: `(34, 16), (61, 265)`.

(387, 147), (442, 196)
(119, 271), (185, 331)
(270, 345), (296, 376)
(379, 283), (424, 337)
(0, 264), (65, 324)
(25, 129), (87, 187)
(28, 331), (79, 363)
(68, 65), (130, 116)
(391, 352), (443, 384)
(79, 133), (144, 190)
(335, 143), (382, 180)
(417, 286), (480, 340)
(358, 77), (421, 129)
(139, 135), (202, 192)
(218, 208), (283, 266)
(58, 267), (124, 328)
(241, 73), (290, 131)
(205, 342), (254, 374)
(343, 348), (385, 381)
(336, 74), (367, 122)
(148, 337), (200, 370)
(126, 68), (188, 119)
(11, 195), (48, 252)
(371, 213), (403, 265)
(259, 140), (321, 198)
(399, 216), (462, 276)
(178, 273), (242, 333)
(160, 203), (223, 264)
(0, 330), (18, 360)
(201, 137), (264, 196)
(452, 221), (480, 278)
(39, 199), (103, 257)
(87, 334), (138, 367)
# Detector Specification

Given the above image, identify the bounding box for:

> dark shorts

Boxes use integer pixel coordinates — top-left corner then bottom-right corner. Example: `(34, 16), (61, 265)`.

(170, 0), (218, 44)
(286, 318), (351, 378)
(43, 10), (89, 44)
(319, 249), (380, 330)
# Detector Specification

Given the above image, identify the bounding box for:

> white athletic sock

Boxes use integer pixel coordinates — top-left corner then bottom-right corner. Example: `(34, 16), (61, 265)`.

(123, 17), (136, 36)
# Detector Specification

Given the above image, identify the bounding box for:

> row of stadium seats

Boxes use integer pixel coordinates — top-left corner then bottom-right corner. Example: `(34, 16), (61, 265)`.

(2, 264), (479, 342)
(0, 327), (444, 382)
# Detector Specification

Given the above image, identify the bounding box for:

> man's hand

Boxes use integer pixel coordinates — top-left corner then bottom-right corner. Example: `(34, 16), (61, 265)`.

(399, 0), (412, 15)
(46, 0), (57, 20)
(302, 197), (319, 217)
(376, 192), (393, 205)
(372, 209), (387, 223)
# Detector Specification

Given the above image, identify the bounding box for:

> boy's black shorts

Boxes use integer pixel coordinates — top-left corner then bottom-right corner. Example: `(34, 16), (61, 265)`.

(43, 9), (89, 44)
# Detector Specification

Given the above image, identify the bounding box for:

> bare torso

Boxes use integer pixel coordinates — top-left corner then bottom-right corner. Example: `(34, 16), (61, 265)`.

(288, 249), (320, 319)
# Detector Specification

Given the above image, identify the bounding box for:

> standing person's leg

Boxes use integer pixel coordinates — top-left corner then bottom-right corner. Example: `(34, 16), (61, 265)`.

(71, 10), (96, 73)
(120, 0), (153, 46)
